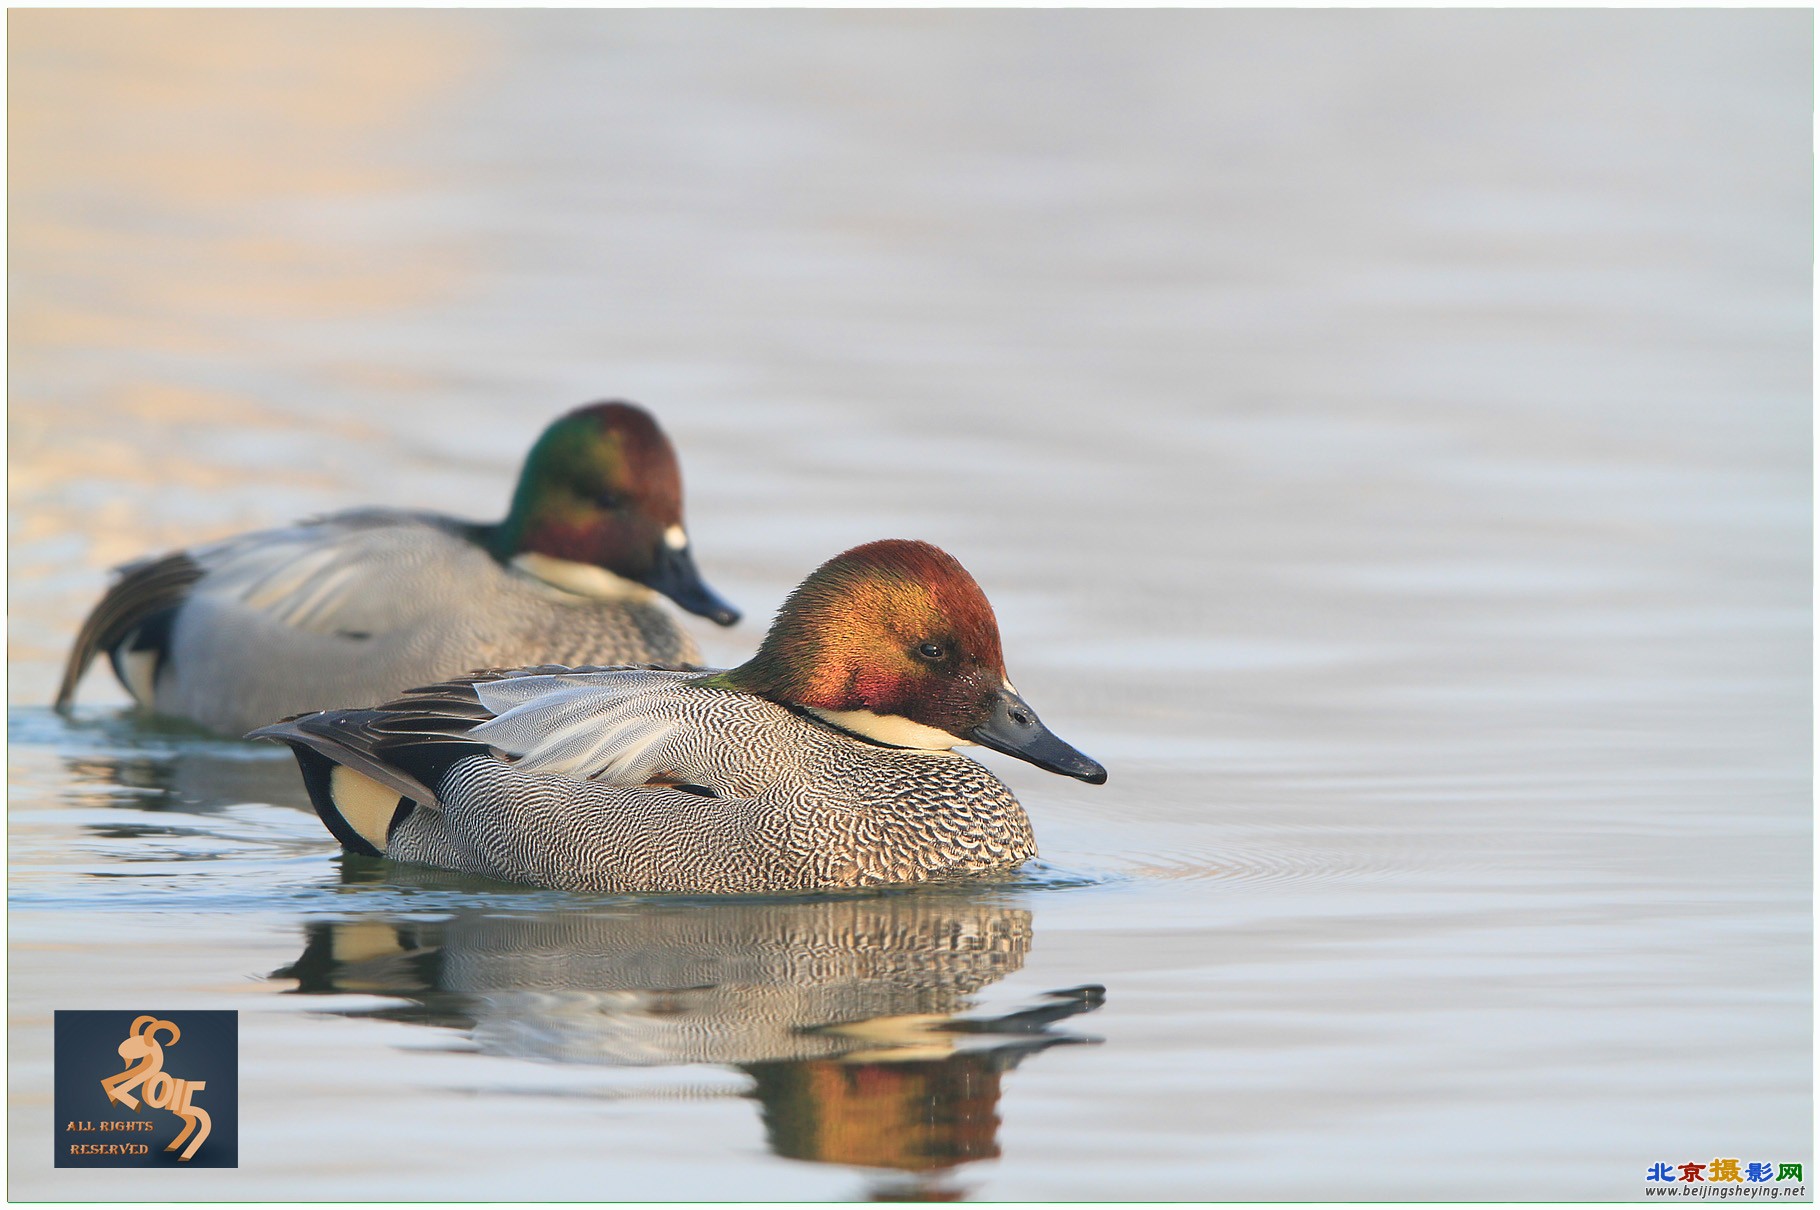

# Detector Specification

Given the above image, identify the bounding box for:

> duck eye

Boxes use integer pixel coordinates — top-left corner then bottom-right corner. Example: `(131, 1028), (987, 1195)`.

(594, 490), (623, 510)
(916, 642), (946, 661)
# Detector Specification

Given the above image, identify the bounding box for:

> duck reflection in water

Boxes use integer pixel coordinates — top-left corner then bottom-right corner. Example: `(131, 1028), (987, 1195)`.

(273, 882), (1103, 1199)
(48, 711), (317, 816)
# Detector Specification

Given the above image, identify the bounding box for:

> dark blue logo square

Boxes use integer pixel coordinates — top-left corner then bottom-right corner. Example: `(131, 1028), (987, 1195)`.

(53, 1011), (238, 1168)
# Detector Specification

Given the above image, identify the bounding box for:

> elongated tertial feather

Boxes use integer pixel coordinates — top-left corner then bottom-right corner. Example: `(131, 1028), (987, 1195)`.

(468, 676), (686, 785)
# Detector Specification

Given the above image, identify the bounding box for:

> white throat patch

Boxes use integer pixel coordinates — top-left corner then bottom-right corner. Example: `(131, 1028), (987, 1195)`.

(808, 707), (973, 751)
(511, 552), (656, 604)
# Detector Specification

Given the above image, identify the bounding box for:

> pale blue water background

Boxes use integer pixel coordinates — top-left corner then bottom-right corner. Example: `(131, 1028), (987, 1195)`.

(7, 10), (1811, 1201)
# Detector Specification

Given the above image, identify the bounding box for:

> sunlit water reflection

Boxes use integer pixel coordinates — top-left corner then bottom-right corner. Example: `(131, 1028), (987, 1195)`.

(8, 9), (1809, 1201)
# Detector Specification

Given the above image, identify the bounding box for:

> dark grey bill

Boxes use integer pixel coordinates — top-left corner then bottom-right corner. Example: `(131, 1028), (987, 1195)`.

(643, 542), (741, 626)
(965, 686), (1107, 785)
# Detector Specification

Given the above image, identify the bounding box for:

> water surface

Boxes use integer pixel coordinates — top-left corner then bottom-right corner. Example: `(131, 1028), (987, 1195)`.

(7, 10), (1810, 1201)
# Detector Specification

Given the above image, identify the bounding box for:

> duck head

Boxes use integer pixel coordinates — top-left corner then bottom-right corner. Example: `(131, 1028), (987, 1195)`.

(494, 401), (739, 625)
(714, 540), (1106, 784)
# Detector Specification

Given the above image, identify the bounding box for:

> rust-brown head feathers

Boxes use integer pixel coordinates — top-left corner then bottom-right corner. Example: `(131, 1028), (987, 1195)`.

(720, 540), (1004, 727)
(713, 539), (1105, 782)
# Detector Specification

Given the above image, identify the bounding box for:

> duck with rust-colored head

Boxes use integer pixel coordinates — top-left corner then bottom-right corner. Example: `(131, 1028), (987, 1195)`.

(252, 540), (1105, 893)
(57, 401), (738, 737)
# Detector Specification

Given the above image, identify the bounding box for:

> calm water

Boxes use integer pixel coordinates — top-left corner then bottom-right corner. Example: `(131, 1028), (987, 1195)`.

(7, 10), (1811, 1201)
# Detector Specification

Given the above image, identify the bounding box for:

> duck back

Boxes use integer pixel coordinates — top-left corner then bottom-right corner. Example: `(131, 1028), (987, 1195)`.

(65, 511), (701, 736)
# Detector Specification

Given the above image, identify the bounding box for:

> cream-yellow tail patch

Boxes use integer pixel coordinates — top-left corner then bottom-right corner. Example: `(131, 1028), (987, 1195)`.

(821, 1014), (959, 1063)
(329, 920), (408, 966)
(328, 766), (404, 852)
(118, 649), (159, 708)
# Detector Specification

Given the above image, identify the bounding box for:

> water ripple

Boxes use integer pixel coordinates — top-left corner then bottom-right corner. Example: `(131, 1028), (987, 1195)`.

(1107, 836), (1457, 886)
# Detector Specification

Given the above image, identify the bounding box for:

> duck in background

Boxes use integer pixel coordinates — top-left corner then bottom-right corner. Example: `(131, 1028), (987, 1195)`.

(56, 401), (739, 737)
(252, 539), (1106, 893)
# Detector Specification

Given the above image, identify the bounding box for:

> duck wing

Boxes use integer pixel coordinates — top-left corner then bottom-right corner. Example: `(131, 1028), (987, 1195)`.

(263, 666), (753, 790)
(247, 665), (715, 857)
(183, 509), (491, 637)
(249, 663), (703, 782)
(55, 510), (492, 711)
(445, 668), (798, 803)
